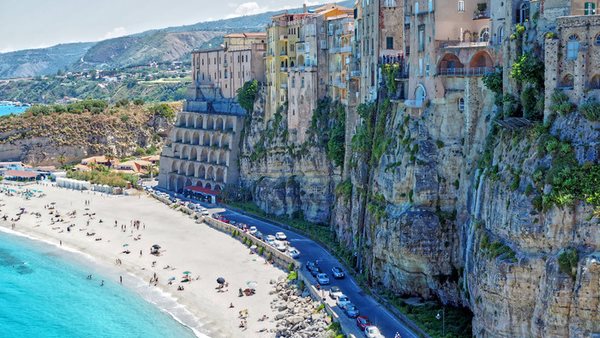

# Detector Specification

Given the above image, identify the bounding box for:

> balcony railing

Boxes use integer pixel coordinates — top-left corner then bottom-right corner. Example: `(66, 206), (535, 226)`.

(473, 9), (490, 20)
(438, 67), (494, 77)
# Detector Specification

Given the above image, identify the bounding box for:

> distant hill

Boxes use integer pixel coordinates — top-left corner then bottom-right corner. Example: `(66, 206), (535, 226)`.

(0, 1), (354, 79)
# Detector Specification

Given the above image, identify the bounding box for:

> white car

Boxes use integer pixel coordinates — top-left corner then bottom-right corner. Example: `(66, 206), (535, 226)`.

(201, 210), (211, 216)
(287, 247), (300, 258)
(275, 232), (287, 241)
(266, 235), (276, 242)
(336, 294), (351, 309)
(316, 273), (330, 285)
(329, 286), (343, 299)
(275, 241), (287, 251)
(249, 226), (258, 235)
(364, 326), (384, 338)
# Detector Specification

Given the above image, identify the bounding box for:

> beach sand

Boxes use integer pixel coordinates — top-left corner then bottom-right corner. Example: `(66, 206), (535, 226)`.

(0, 183), (286, 337)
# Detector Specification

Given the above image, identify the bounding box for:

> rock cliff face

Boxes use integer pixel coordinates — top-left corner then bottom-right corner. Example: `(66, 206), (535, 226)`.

(239, 90), (340, 223)
(0, 105), (174, 165)
(241, 78), (599, 336)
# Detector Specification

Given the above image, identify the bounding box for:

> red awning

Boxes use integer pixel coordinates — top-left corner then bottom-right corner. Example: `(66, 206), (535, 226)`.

(184, 186), (220, 196)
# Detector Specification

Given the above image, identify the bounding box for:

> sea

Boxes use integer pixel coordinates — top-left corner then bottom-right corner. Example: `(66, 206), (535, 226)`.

(0, 104), (28, 117)
(0, 231), (198, 338)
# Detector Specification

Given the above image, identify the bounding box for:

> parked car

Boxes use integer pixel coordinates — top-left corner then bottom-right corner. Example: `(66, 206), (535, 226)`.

(309, 266), (321, 277)
(266, 235), (276, 242)
(364, 326), (384, 338)
(344, 303), (360, 318)
(336, 294), (351, 309)
(266, 238), (276, 247)
(329, 286), (343, 300)
(306, 261), (317, 272)
(249, 226), (258, 235)
(201, 210), (211, 216)
(356, 316), (371, 330)
(255, 231), (264, 240)
(332, 267), (345, 279)
(316, 273), (330, 285)
(287, 247), (300, 258)
(275, 241), (287, 252)
(275, 232), (287, 241)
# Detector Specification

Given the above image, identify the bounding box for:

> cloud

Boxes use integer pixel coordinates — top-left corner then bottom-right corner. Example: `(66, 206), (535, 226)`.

(226, 2), (269, 18)
(103, 27), (128, 40)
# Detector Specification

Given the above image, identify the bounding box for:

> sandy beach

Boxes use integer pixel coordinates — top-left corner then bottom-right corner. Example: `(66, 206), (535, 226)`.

(0, 183), (287, 337)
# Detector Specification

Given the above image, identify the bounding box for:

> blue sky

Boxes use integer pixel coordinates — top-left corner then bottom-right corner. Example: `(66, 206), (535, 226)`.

(0, 0), (332, 53)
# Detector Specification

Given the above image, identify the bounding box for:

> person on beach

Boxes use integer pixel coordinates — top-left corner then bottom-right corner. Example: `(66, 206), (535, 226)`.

(119, 276), (122, 284)
(100, 280), (104, 286)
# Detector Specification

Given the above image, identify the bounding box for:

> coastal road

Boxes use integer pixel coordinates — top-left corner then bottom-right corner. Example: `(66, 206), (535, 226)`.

(152, 187), (418, 338)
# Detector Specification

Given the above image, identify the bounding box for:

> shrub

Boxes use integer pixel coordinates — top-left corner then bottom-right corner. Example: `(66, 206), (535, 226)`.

(521, 84), (543, 120)
(550, 90), (576, 116)
(558, 248), (578, 279)
(435, 140), (445, 148)
(133, 98), (145, 105)
(287, 263), (295, 272)
(257, 246), (264, 256)
(287, 271), (298, 280)
(120, 114), (130, 123)
(503, 94), (521, 118)
(579, 100), (600, 121)
(510, 53), (544, 88)
(237, 80), (259, 113)
(335, 179), (353, 202)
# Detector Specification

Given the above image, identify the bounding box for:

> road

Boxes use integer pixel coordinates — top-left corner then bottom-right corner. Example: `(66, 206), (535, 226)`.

(152, 187), (418, 338)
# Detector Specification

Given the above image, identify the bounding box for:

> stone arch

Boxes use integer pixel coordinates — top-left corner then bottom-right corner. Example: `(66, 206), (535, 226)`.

(518, 1), (530, 24)
(214, 184), (223, 192)
(174, 129), (184, 142)
(479, 27), (490, 42)
(207, 166), (215, 181)
(205, 182), (212, 190)
(202, 133), (211, 146)
(180, 145), (189, 160)
(186, 162), (195, 177)
(215, 117), (224, 131)
(207, 116), (215, 130)
(561, 74), (574, 89)
(176, 176), (185, 193)
(197, 165), (206, 179)
(183, 131), (191, 144)
(195, 180), (203, 187)
(211, 133), (219, 147)
(218, 150), (227, 166)
(190, 147), (198, 162)
(200, 148), (208, 162)
(438, 53), (464, 75)
(191, 131), (200, 145)
(170, 160), (179, 173)
(298, 54), (305, 67)
(225, 117), (234, 131)
(195, 115), (204, 129)
(173, 144), (182, 158)
(415, 84), (427, 104)
(185, 178), (193, 189)
(216, 167), (225, 183)
(590, 74), (600, 89)
(176, 114), (186, 127)
(168, 176), (177, 191)
(209, 150), (217, 164)
(186, 114), (194, 128)
(178, 161), (186, 175)
(469, 51), (493, 68)
(221, 134), (231, 149)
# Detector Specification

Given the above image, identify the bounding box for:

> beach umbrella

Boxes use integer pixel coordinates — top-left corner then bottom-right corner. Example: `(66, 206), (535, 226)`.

(152, 244), (161, 249)
(246, 281), (258, 289)
(216, 277), (225, 285)
(182, 271), (191, 275)
(250, 245), (257, 250)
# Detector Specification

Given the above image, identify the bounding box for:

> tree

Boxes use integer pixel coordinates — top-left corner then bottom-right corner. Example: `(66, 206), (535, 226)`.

(237, 80), (259, 113)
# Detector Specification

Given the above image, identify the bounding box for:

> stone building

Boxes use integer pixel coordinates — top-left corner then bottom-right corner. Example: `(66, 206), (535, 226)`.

(191, 33), (266, 99)
(544, 5), (600, 119)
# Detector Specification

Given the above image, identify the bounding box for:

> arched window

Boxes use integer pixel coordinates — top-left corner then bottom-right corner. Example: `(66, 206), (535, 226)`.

(519, 2), (530, 24)
(415, 84), (426, 105)
(595, 34), (600, 46)
(567, 35), (579, 60)
(560, 74), (574, 89)
(590, 75), (600, 89)
(458, 98), (465, 112)
(479, 28), (490, 42)
(497, 26), (504, 44)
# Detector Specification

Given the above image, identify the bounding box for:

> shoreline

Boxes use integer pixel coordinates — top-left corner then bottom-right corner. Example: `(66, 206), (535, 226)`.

(0, 226), (206, 338)
(0, 183), (287, 337)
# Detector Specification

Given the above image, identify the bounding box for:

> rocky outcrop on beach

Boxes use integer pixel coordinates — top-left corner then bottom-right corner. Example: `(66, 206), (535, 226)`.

(269, 278), (335, 338)
(0, 103), (179, 165)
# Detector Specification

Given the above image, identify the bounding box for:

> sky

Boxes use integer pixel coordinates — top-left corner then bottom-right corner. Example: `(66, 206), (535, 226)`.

(0, 0), (333, 53)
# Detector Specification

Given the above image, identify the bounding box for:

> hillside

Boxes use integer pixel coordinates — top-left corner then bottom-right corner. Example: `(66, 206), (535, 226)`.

(0, 101), (180, 165)
(0, 1), (353, 79)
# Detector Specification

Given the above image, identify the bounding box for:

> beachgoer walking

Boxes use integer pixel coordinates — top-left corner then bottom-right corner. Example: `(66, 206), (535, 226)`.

(100, 280), (104, 286)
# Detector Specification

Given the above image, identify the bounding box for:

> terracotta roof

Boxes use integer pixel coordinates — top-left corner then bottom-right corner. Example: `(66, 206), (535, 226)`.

(4, 170), (37, 178)
(184, 185), (220, 195)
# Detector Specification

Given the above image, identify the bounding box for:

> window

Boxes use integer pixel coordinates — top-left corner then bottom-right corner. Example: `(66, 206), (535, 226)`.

(567, 35), (579, 60)
(519, 2), (530, 24)
(480, 28), (490, 42)
(458, 0), (465, 12)
(425, 63), (430, 76)
(419, 58), (423, 76)
(590, 75), (600, 89)
(418, 25), (425, 51)
(497, 26), (504, 44)
(384, 0), (397, 7)
(415, 1), (419, 14)
(458, 98), (465, 111)
(301, 77), (305, 88)
(596, 34), (600, 46)
(584, 2), (596, 15)
(386, 37), (394, 49)
(561, 74), (574, 89)
(428, 0), (433, 12)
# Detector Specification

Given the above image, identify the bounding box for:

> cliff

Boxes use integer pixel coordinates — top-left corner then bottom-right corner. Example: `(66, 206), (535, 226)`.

(0, 102), (178, 165)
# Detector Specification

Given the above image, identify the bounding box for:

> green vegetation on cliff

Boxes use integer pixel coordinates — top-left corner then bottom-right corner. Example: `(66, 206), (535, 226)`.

(308, 98), (346, 167)
(67, 166), (138, 188)
(237, 80), (259, 113)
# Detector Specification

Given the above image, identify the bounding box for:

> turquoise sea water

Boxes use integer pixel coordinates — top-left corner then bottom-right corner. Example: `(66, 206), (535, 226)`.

(0, 104), (28, 117)
(0, 232), (196, 338)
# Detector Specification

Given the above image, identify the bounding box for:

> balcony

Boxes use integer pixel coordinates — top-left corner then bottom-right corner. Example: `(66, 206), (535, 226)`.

(404, 99), (424, 108)
(438, 67), (494, 77)
(473, 3), (490, 20)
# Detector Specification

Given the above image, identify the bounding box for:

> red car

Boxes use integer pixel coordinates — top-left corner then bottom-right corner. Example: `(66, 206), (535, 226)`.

(356, 316), (371, 330)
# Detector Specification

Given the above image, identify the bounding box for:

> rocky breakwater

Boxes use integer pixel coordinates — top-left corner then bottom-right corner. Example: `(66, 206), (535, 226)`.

(269, 277), (335, 338)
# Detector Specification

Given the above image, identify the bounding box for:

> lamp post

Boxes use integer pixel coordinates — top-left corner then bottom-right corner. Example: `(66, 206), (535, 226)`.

(436, 307), (445, 336)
